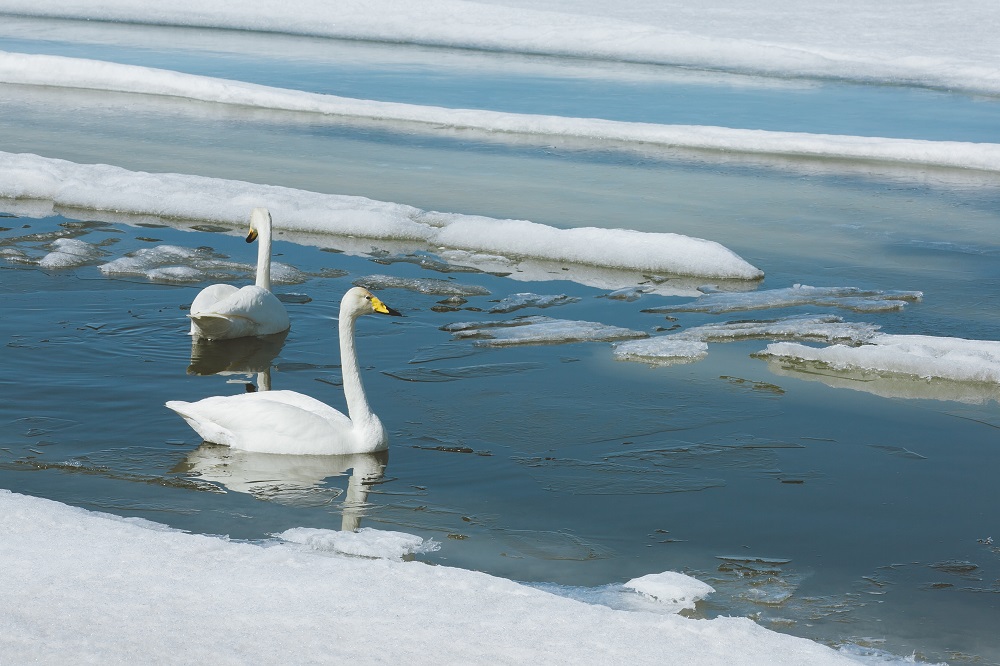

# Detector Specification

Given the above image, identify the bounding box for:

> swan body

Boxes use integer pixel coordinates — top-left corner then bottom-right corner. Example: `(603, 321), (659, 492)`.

(188, 208), (290, 340)
(168, 287), (402, 455)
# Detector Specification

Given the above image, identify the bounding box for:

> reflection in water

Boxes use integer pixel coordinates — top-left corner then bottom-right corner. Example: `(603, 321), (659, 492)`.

(174, 445), (388, 531)
(764, 358), (1000, 405)
(187, 330), (288, 376)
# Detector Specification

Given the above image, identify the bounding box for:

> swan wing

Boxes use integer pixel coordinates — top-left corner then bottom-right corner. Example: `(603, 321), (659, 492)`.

(189, 285), (290, 340)
(166, 390), (354, 455)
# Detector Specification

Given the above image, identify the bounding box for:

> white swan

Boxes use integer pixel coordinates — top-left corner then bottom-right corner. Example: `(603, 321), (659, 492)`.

(188, 207), (290, 340)
(167, 287), (402, 455)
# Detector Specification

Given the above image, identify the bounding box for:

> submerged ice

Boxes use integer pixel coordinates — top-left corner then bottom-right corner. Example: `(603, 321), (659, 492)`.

(644, 285), (923, 315)
(444, 316), (647, 347)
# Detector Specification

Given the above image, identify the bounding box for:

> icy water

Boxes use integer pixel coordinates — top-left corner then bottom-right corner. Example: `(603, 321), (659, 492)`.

(2, 17), (1000, 664)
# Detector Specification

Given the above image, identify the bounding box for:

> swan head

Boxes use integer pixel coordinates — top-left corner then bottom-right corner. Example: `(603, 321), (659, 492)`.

(245, 207), (272, 244)
(344, 286), (403, 319)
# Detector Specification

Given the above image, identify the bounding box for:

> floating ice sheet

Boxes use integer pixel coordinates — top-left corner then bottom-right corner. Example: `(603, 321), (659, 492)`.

(644, 285), (922, 315)
(614, 315), (879, 365)
(38, 238), (106, 268)
(97, 243), (306, 283)
(445, 316), (647, 347)
(760, 333), (1000, 386)
(0, 152), (764, 280)
(488, 292), (580, 313)
(354, 274), (490, 296)
(277, 526), (440, 561)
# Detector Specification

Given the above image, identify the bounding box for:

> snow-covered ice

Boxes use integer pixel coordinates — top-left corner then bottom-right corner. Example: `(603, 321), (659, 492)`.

(760, 333), (1000, 385)
(0, 489), (861, 665)
(0, 152), (764, 280)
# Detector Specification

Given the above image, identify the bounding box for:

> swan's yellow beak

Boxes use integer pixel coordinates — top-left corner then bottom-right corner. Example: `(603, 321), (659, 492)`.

(245, 227), (259, 243)
(371, 296), (403, 317)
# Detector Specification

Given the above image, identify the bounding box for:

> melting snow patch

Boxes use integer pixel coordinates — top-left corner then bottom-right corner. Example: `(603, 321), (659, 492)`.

(644, 285), (922, 314)
(623, 571), (715, 613)
(761, 333), (1000, 384)
(276, 527), (440, 561)
(445, 316), (647, 347)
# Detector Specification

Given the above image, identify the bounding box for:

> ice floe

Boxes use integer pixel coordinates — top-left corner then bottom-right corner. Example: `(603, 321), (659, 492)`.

(488, 292), (580, 313)
(98, 243), (306, 283)
(277, 526), (440, 561)
(444, 315), (647, 347)
(37, 238), (106, 268)
(643, 285), (923, 315)
(354, 274), (491, 296)
(0, 151), (764, 281)
(760, 333), (1000, 385)
(614, 315), (879, 365)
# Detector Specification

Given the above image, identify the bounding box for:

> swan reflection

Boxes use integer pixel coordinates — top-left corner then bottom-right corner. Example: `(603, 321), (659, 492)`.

(175, 445), (388, 530)
(187, 329), (288, 377)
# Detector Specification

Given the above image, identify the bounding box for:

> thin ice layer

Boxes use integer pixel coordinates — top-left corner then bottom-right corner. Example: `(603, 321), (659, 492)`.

(446, 316), (648, 346)
(614, 315), (879, 364)
(644, 285), (923, 314)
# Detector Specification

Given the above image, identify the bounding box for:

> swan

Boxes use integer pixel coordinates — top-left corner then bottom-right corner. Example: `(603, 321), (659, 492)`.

(167, 287), (402, 455)
(188, 207), (290, 340)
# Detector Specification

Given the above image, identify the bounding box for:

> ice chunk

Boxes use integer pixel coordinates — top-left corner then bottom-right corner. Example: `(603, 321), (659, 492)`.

(761, 333), (1000, 385)
(614, 315), (878, 365)
(613, 338), (709, 365)
(489, 292), (580, 313)
(277, 526), (440, 561)
(672, 315), (880, 344)
(602, 286), (651, 302)
(623, 571), (715, 613)
(644, 285), (922, 315)
(355, 274), (490, 296)
(38, 238), (105, 268)
(447, 316), (647, 347)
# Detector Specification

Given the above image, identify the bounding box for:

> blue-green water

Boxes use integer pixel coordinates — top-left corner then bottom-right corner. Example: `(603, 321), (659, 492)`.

(1, 16), (1000, 664)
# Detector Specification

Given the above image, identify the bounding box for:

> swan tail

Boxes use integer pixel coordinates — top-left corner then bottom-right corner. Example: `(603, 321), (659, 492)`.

(188, 313), (252, 340)
(165, 400), (235, 447)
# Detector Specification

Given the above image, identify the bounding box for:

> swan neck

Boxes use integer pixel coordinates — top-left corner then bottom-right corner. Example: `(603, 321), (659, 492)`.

(339, 311), (372, 423)
(255, 219), (272, 292)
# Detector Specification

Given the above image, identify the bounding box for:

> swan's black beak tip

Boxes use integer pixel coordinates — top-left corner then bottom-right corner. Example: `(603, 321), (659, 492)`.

(387, 307), (403, 317)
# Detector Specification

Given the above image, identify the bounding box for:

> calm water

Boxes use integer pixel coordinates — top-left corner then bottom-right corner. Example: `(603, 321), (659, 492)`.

(2, 16), (1000, 664)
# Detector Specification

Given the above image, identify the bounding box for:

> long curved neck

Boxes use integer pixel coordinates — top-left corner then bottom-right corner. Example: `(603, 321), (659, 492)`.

(255, 219), (273, 292)
(339, 311), (372, 424)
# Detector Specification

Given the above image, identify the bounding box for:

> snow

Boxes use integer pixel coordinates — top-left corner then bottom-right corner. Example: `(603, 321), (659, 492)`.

(0, 151), (764, 280)
(761, 333), (1000, 385)
(1, 51), (998, 172)
(0, 0), (997, 95)
(624, 571), (716, 613)
(0, 1), (994, 662)
(0, 489), (861, 665)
